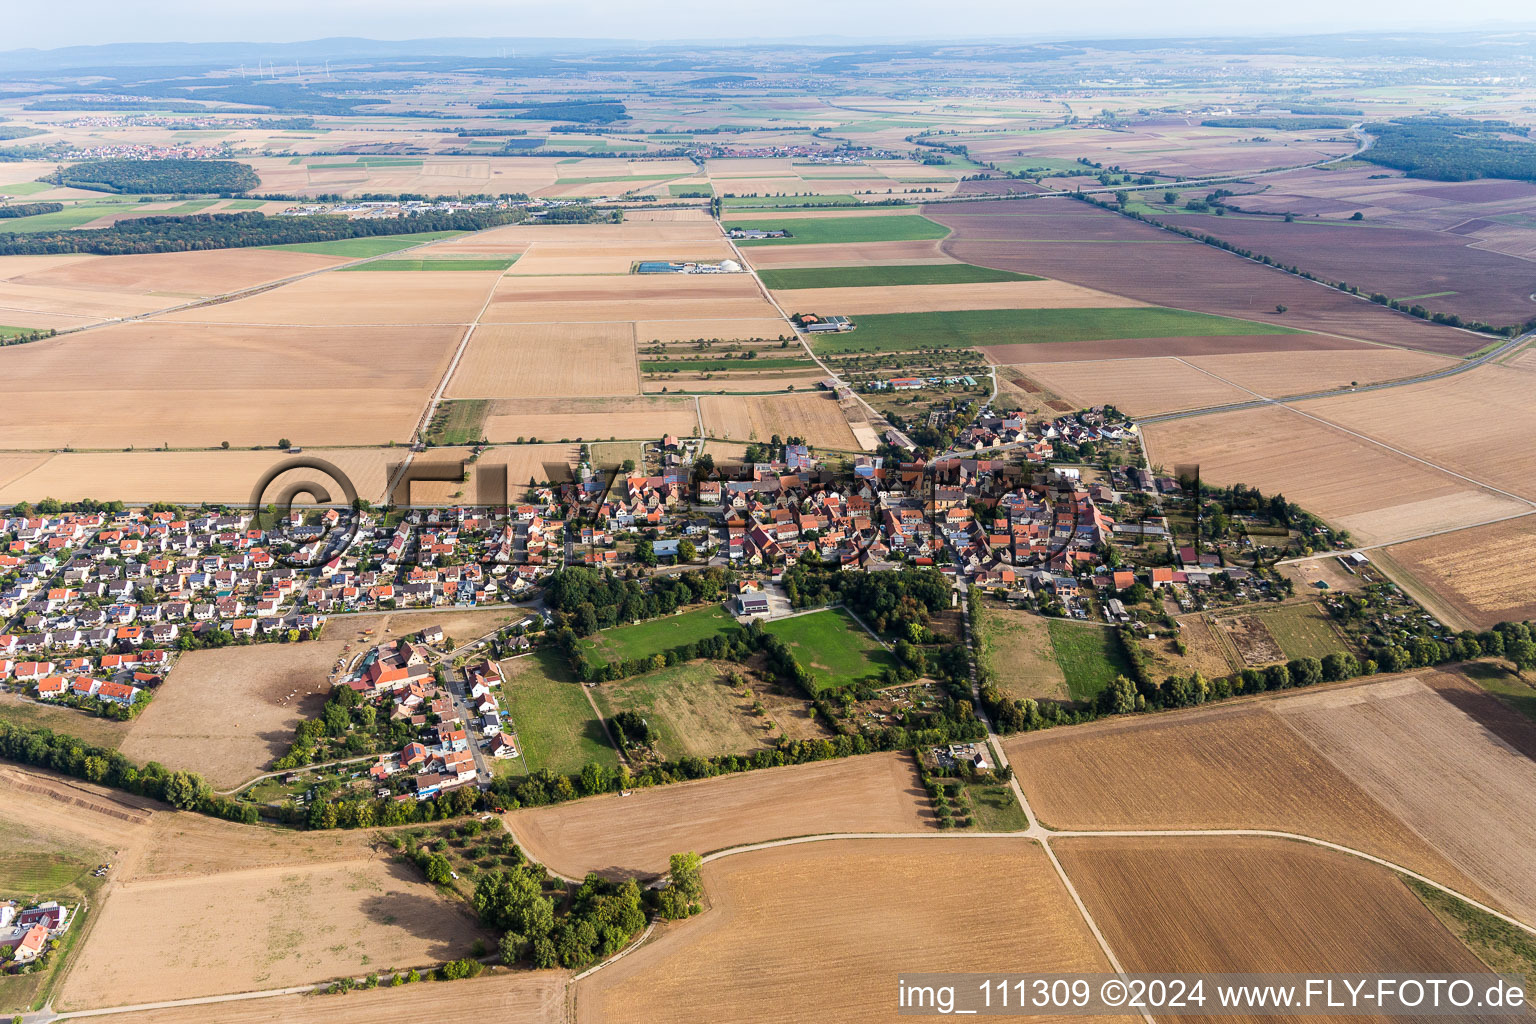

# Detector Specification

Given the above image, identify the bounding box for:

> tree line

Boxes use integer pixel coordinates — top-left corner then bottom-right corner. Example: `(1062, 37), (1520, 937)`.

(0, 202), (62, 218)
(0, 207), (530, 256)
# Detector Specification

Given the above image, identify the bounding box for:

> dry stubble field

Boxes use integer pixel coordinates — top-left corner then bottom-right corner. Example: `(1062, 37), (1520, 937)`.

(160, 270), (502, 326)
(699, 393), (859, 449)
(509, 753), (930, 879)
(575, 837), (1132, 1024)
(1142, 405), (1530, 545)
(481, 272), (777, 324)
(482, 396), (698, 442)
(1273, 673), (1536, 922)
(1377, 515), (1536, 628)
(1054, 834), (1492, 1023)
(1014, 357), (1251, 416)
(1184, 346), (1456, 396)
(448, 323), (640, 398)
(774, 279), (1141, 314)
(1004, 692), (1485, 894)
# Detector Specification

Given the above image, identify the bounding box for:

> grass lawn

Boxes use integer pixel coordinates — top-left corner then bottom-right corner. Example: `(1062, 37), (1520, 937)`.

(760, 264), (1041, 289)
(959, 782), (1031, 832)
(1046, 620), (1131, 703)
(1250, 602), (1350, 660)
(641, 357), (815, 373)
(590, 660), (774, 760)
(814, 306), (1303, 354)
(578, 606), (740, 670)
(341, 257), (516, 272)
(725, 214), (949, 246)
(261, 230), (466, 257)
(764, 608), (895, 693)
(723, 194), (859, 208)
(425, 399), (490, 445)
(499, 651), (618, 775)
(1459, 662), (1536, 725)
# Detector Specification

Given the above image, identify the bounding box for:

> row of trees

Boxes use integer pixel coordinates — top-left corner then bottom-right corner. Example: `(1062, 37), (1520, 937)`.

(0, 201), (62, 218)
(543, 565), (731, 636)
(0, 207), (530, 256)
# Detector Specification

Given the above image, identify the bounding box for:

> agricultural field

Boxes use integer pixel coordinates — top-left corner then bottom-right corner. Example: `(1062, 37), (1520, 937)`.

(264, 231), (467, 258)
(1209, 601), (1350, 665)
(1183, 346), (1456, 396)
(481, 271), (776, 324)
(739, 239), (950, 268)
(159, 269), (503, 326)
(1376, 516), (1536, 630)
(590, 659), (789, 760)
(780, 279), (1140, 316)
(575, 838), (1130, 1024)
(925, 200), (1488, 355)
(1142, 406), (1531, 547)
(499, 651), (619, 775)
(1274, 673), (1536, 922)
(341, 257), (517, 272)
(0, 320), (459, 449)
(726, 214), (949, 246)
(1054, 835), (1491, 983)
(1298, 365), (1536, 502)
(509, 754), (931, 879)
(448, 323), (639, 399)
(758, 263), (1040, 288)
(505, 240), (732, 276)
(1005, 694), (1482, 888)
(480, 395), (697, 443)
(699, 393), (861, 449)
(1013, 356), (1252, 417)
(811, 306), (1300, 355)
(762, 609), (894, 692)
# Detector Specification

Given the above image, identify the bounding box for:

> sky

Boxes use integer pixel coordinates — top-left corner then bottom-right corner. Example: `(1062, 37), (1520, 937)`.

(6, 0), (1536, 51)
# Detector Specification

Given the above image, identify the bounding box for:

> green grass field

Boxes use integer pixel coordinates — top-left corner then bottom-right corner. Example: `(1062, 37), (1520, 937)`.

(1046, 620), (1132, 703)
(723, 194), (860, 208)
(0, 324), (37, 340)
(0, 181), (55, 196)
(760, 263), (1040, 289)
(1251, 602), (1350, 660)
(222, 198), (267, 210)
(813, 306), (1303, 354)
(579, 606), (740, 669)
(590, 660), (772, 760)
(764, 609), (894, 693)
(261, 230), (466, 257)
(0, 852), (93, 895)
(163, 199), (217, 215)
(1461, 662), (1536, 725)
(341, 257), (516, 272)
(726, 214), (949, 246)
(959, 781), (1031, 832)
(425, 399), (490, 445)
(668, 183), (714, 197)
(641, 357), (815, 373)
(500, 650), (619, 774)
(0, 200), (134, 233)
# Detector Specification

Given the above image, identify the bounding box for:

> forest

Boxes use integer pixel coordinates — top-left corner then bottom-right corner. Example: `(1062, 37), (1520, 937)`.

(45, 158), (261, 194)
(477, 99), (629, 123)
(1360, 118), (1536, 181)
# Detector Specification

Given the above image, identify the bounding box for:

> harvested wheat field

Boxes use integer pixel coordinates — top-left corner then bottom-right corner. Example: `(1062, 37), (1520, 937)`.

(576, 837), (1130, 1024)
(1054, 834), (1492, 1011)
(1377, 516), (1536, 628)
(738, 239), (949, 268)
(509, 753), (929, 879)
(159, 270), (502, 326)
(0, 447), (400, 505)
(1005, 695), (1483, 892)
(778, 280), (1143, 315)
(100, 972), (568, 1024)
(507, 240), (734, 276)
(58, 856), (488, 1009)
(700, 393), (858, 449)
(1186, 347), (1456, 396)
(482, 273), (776, 323)
(0, 766), (156, 856)
(637, 318), (794, 343)
(483, 396), (697, 442)
(1014, 357), (1251, 417)
(120, 639), (356, 789)
(1298, 365), (1536, 502)
(0, 280), (176, 321)
(1274, 673), (1536, 921)
(1142, 406), (1530, 545)
(448, 322), (638, 398)
(3, 247), (345, 298)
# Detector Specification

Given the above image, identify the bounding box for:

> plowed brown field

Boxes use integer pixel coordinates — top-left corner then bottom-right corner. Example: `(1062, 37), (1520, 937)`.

(575, 838), (1131, 1024)
(508, 753), (929, 879)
